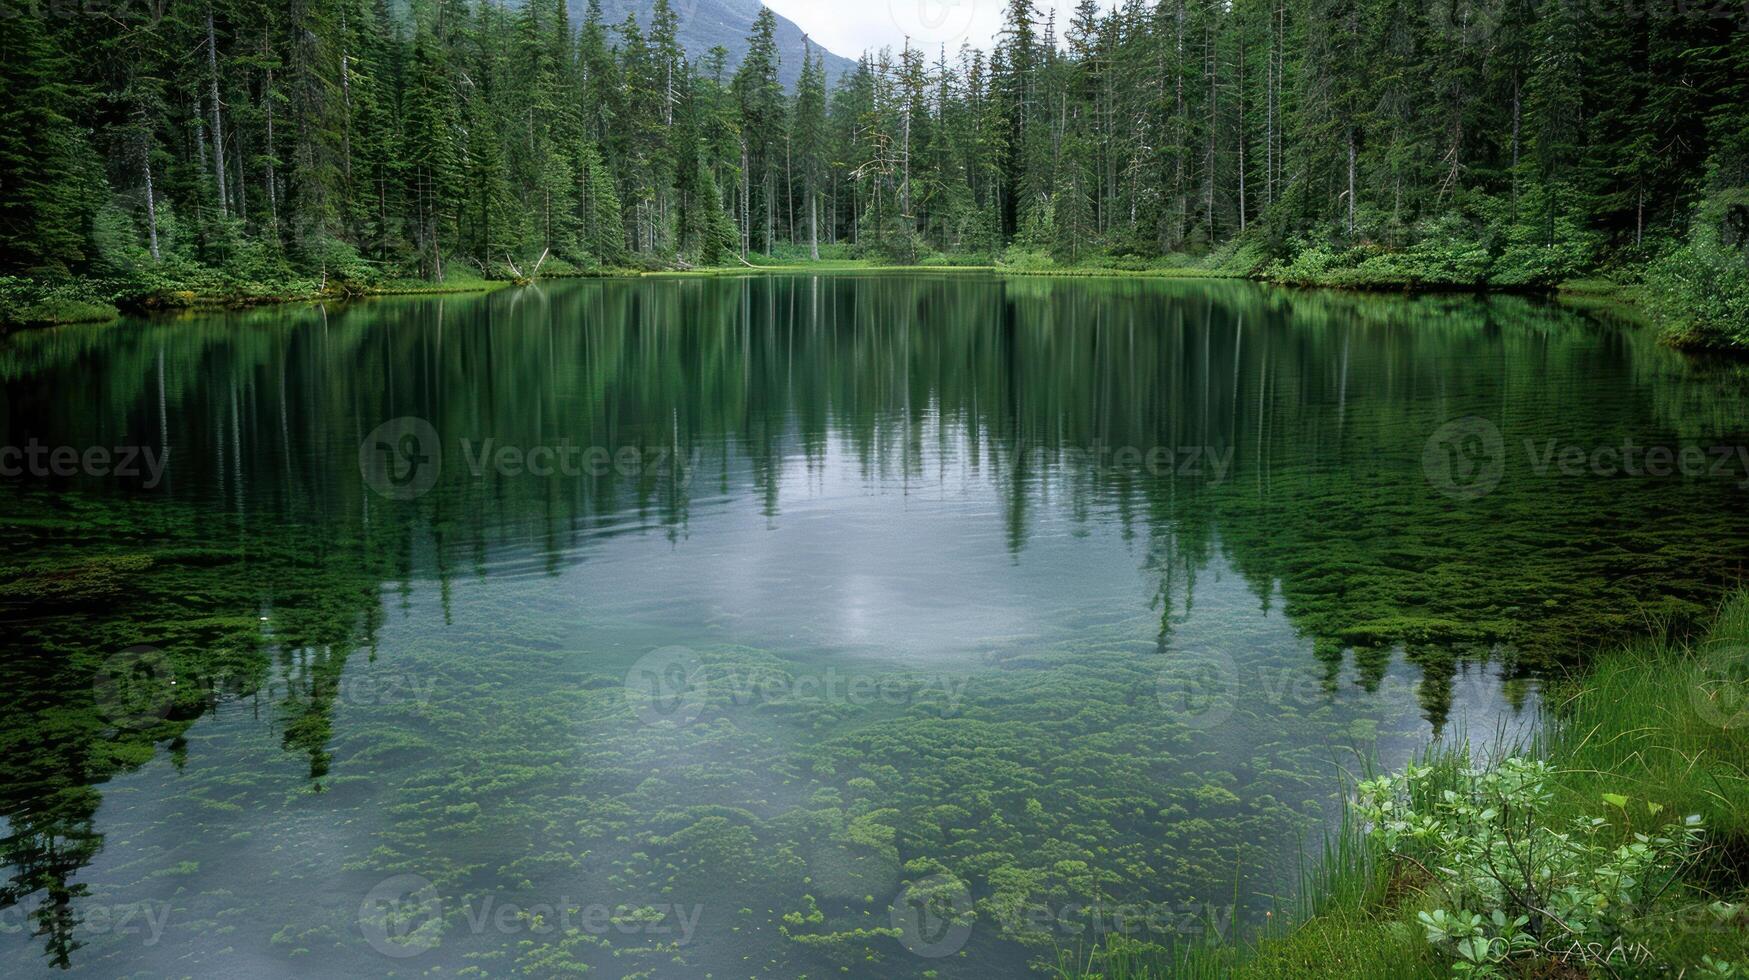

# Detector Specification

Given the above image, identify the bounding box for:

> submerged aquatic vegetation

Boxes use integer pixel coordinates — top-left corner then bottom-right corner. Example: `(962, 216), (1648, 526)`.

(3, 276), (1748, 975)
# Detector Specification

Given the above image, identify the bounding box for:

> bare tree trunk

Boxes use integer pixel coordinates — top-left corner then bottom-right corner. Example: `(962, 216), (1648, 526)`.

(1346, 133), (1357, 234)
(339, 13), (353, 186)
(741, 141), (751, 258)
(1174, 0), (1186, 246)
(1510, 75), (1522, 219)
(263, 32), (280, 237)
(1237, 40), (1246, 232)
(1266, 0), (1278, 209)
(810, 189), (819, 260)
(206, 7), (229, 219)
(432, 214), (444, 281)
(901, 102), (912, 217)
(1205, 21), (1216, 236)
(195, 99), (211, 216)
(142, 130), (161, 262)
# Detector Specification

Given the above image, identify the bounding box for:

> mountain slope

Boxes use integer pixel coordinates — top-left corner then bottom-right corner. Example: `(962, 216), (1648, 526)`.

(584, 0), (858, 88)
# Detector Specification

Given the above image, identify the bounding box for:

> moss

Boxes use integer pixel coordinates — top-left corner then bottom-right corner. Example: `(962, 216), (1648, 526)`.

(5, 273), (1748, 976)
(0, 553), (155, 604)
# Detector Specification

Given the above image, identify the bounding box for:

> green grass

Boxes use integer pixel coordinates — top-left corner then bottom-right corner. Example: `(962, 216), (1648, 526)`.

(998, 263), (1239, 280)
(1555, 278), (1634, 297)
(640, 251), (1249, 281)
(1064, 594), (1749, 979)
(4, 246), (1713, 335)
(642, 258), (996, 278)
(1546, 601), (1749, 849)
(1054, 805), (1437, 979)
(360, 270), (511, 296)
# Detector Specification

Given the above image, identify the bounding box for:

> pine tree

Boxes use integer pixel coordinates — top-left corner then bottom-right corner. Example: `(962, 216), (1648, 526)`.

(0, 0), (1742, 297)
(794, 47), (828, 260)
(576, 140), (624, 264)
(401, 24), (461, 278)
(732, 9), (785, 254)
(0, 11), (97, 272)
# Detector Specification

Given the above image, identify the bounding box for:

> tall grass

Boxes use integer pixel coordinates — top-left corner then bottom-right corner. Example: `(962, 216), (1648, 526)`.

(1062, 593), (1749, 978)
(1543, 604), (1749, 848)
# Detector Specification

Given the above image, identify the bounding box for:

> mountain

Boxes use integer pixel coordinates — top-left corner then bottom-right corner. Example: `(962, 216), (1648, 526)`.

(582, 0), (858, 89)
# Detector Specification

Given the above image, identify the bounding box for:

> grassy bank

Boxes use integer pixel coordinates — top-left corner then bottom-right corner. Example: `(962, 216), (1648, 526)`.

(1063, 595), (1749, 979)
(0, 270), (519, 329)
(4, 244), (1736, 357)
(641, 243), (1738, 355)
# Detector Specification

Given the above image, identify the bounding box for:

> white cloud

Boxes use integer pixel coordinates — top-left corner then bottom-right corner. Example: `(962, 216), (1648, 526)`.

(762, 0), (1120, 60)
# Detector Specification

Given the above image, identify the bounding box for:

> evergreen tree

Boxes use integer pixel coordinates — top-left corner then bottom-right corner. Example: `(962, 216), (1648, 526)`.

(0, 0), (1741, 300)
(576, 140), (624, 263)
(0, 11), (97, 271)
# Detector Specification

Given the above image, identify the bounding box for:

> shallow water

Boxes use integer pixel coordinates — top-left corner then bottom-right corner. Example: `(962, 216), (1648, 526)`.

(3, 274), (1748, 976)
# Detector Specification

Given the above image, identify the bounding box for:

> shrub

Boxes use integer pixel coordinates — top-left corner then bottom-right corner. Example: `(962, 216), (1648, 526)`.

(1356, 758), (1712, 977)
(0, 274), (116, 326)
(999, 247), (1057, 271)
(1646, 192), (1749, 349)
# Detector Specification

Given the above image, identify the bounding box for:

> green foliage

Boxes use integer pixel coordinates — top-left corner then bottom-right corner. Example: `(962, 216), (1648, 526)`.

(1069, 592), (1749, 979)
(1, 0), (1740, 321)
(1645, 190), (1749, 349)
(0, 276), (116, 327)
(0, 9), (98, 273)
(1358, 759), (1705, 976)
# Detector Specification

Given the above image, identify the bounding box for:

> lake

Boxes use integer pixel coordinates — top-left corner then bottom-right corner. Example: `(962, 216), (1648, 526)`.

(3, 274), (1748, 977)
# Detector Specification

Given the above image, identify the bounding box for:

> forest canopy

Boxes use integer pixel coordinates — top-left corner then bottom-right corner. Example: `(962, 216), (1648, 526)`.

(0, 0), (1745, 339)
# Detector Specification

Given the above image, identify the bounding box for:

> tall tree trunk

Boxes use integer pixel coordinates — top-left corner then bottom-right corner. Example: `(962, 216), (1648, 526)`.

(196, 100), (212, 219)
(1266, 0), (1278, 208)
(740, 140), (751, 258)
(206, 7), (229, 219)
(1510, 75), (1522, 220)
(1237, 38), (1246, 232)
(262, 33), (279, 238)
(1205, 22), (1216, 236)
(1346, 132), (1357, 234)
(339, 13), (353, 187)
(141, 129), (161, 262)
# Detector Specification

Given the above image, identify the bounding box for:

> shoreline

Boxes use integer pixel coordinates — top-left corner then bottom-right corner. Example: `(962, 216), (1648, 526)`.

(1068, 594), (1749, 979)
(0, 261), (1655, 331)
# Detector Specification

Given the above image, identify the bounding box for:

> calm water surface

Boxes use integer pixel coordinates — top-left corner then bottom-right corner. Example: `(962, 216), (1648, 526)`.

(4, 275), (1749, 977)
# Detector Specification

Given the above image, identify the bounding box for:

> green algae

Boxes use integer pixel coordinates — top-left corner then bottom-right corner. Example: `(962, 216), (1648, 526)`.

(2, 275), (1747, 976)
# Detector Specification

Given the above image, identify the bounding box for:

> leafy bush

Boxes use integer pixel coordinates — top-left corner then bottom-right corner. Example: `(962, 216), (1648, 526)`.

(999, 247), (1058, 271)
(0, 275), (116, 326)
(1265, 243), (1345, 285)
(1356, 758), (1713, 977)
(1646, 191), (1749, 349)
(1204, 238), (1270, 277)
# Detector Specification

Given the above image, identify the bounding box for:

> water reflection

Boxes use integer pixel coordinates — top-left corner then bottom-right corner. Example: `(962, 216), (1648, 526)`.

(2, 275), (1747, 974)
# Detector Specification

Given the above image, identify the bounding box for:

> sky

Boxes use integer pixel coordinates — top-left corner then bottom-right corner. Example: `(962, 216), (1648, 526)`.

(761, 0), (1122, 60)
